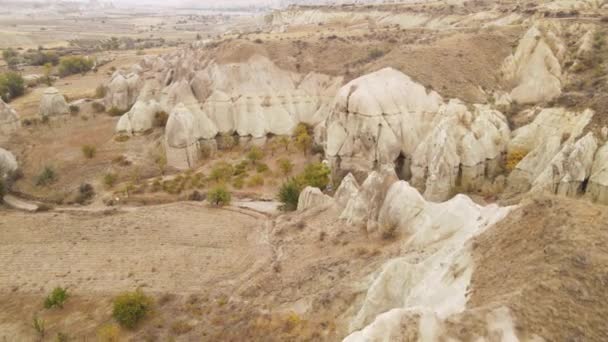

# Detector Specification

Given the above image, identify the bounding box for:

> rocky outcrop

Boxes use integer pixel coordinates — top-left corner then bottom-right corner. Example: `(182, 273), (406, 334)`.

(587, 141), (608, 204)
(111, 53), (342, 166)
(297, 186), (333, 211)
(333, 173), (359, 208)
(39, 87), (68, 117)
(345, 180), (511, 338)
(326, 68), (509, 201)
(339, 166), (398, 233)
(164, 104), (203, 170)
(0, 98), (19, 135)
(115, 100), (162, 134)
(0, 147), (18, 178)
(529, 132), (597, 196)
(410, 100), (509, 201)
(506, 108), (594, 194)
(501, 25), (563, 104)
(104, 71), (141, 111)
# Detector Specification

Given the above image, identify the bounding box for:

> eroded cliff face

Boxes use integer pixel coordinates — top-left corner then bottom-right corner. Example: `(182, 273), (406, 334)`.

(108, 50), (342, 169)
(325, 68), (510, 202)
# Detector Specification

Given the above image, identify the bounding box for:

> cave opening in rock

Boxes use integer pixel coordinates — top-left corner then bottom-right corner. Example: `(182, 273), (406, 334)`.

(394, 153), (411, 181)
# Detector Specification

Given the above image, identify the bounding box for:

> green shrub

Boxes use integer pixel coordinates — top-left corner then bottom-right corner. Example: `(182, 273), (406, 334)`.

(32, 316), (46, 339)
(209, 162), (234, 183)
(44, 286), (69, 309)
(24, 51), (59, 66)
(246, 146), (264, 165)
(232, 176), (245, 189)
(58, 56), (94, 77)
(112, 290), (152, 329)
(218, 132), (237, 150)
(104, 173), (118, 188)
(301, 162), (330, 190)
(75, 183), (94, 204)
(278, 178), (302, 211)
(247, 174), (264, 187)
(55, 332), (69, 342)
(108, 106), (128, 117)
(208, 185), (231, 206)
(69, 104), (80, 115)
(234, 160), (249, 176)
(256, 163), (269, 173)
(278, 158), (293, 177)
(368, 48), (385, 60)
(36, 166), (57, 186)
(92, 102), (106, 113)
(82, 145), (96, 159)
(0, 71), (25, 102)
(95, 84), (107, 99)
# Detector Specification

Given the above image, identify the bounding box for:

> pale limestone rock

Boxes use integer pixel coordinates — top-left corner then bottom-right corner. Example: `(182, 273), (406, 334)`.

(0, 98), (19, 135)
(328, 69), (510, 201)
(509, 107), (593, 153)
(507, 136), (564, 194)
(501, 25), (562, 104)
(39, 87), (68, 117)
(507, 108), (595, 195)
(0, 147), (17, 178)
(116, 100), (162, 134)
(297, 186), (333, 211)
(530, 133), (597, 196)
(339, 166), (398, 232)
(333, 173), (360, 208)
(190, 55), (341, 137)
(347, 181), (511, 336)
(326, 67), (442, 177)
(105, 72), (141, 111)
(587, 141), (608, 204)
(165, 104), (201, 169)
(410, 100), (509, 201)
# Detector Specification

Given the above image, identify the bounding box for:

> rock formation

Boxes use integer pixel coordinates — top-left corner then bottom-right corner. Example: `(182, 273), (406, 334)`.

(326, 68), (509, 201)
(506, 107), (595, 195)
(501, 25), (564, 104)
(336, 179), (511, 339)
(339, 166), (398, 233)
(39, 87), (69, 117)
(104, 71), (141, 111)
(0, 147), (17, 178)
(297, 186), (333, 211)
(109, 52), (342, 168)
(0, 98), (19, 135)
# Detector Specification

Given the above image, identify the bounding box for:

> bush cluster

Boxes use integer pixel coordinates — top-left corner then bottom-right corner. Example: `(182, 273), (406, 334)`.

(58, 56), (94, 77)
(277, 162), (331, 211)
(112, 290), (152, 329)
(0, 71), (25, 102)
(44, 287), (69, 309)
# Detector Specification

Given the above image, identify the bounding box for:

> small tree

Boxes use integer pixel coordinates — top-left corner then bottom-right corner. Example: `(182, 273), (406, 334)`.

(0, 71), (25, 102)
(82, 145), (96, 159)
(43, 63), (54, 86)
(208, 185), (231, 206)
(278, 136), (290, 151)
(44, 287), (69, 309)
(278, 178), (302, 211)
(95, 84), (107, 99)
(112, 290), (152, 329)
(295, 131), (312, 156)
(301, 162), (330, 190)
(103, 173), (117, 189)
(36, 166), (57, 186)
(246, 146), (264, 165)
(278, 158), (294, 177)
